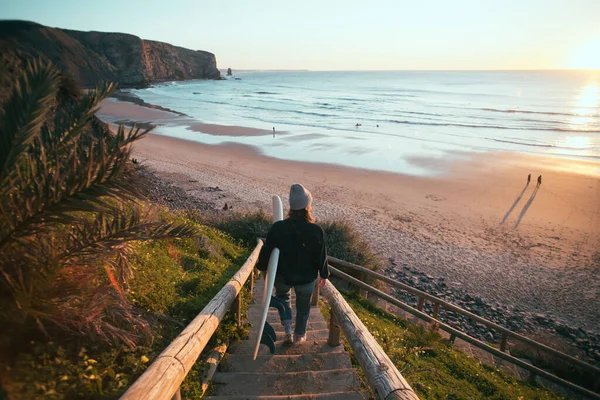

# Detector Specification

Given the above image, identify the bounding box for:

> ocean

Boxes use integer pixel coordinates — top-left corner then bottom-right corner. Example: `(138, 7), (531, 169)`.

(127, 70), (600, 176)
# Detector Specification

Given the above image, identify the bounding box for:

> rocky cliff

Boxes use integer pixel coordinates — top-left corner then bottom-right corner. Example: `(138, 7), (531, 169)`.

(0, 20), (220, 91)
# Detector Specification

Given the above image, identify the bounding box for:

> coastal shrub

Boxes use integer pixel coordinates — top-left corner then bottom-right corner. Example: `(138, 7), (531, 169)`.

(321, 219), (381, 271)
(0, 60), (197, 352)
(199, 209), (271, 247)
(325, 292), (564, 400)
(321, 219), (383, 289)
(1, 216), (252, 399)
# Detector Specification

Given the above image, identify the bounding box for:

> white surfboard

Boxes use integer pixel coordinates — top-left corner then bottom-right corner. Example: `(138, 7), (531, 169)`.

(252, 195), (284, 360)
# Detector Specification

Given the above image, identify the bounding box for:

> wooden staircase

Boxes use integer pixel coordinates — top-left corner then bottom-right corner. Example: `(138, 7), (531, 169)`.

(209, 278), (366, 399)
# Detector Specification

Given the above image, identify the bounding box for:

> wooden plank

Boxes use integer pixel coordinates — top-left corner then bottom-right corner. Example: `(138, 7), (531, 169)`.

(212, 369), (358, 396)
(223, 352), (353, 373)
(329, 266), (600, 400)
(328, 257), (600, 376)
(233, 339), (346, 356)
(321, 280), (419, 400)
(207, 390), (370, 399)
(120, 241), (263, 400)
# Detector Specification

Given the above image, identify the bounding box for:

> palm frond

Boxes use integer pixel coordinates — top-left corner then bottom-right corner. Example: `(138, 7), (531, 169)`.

(0, 63), (193, 349)
(0, 123), (149, 246)
(48, 82), (117, 155)
(0, 60), (60, 179)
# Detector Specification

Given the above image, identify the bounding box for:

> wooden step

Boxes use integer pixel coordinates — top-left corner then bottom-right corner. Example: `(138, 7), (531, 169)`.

(258, 329), (329, 342)
(266, 321), (328, 332)
(212, 369), (359, 396)
(232, 339), (344, 356)
(223, 352), (352, 373)
(207, 391), (368, 400)
(247, 308), (326, 325)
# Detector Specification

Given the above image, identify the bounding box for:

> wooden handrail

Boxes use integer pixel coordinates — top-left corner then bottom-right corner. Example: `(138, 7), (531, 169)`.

(328, 256), (600, 376)
(329, 266), (600, 400)
(120, 241), (263, 400)
(321, 280), (420, 400)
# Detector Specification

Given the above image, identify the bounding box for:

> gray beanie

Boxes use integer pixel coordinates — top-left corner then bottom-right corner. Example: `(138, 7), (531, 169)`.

(289, 184), (312, 211)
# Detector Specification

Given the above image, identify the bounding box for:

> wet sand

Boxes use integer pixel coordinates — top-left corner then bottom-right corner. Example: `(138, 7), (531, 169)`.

(98, 97), (283, 137)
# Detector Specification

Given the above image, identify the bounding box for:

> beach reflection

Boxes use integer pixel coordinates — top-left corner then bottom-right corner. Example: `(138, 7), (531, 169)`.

(570, 83), (599, 127)
(564, 83), (598, 157)
(575, 84), (599, 114)
(563, 136), (590, 149)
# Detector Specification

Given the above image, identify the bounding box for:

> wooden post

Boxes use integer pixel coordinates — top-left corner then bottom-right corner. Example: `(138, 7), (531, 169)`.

(354, 272), (363, 295)
(417, 296), (425, 311)
(328, 310), (341, 347)
(249, 269), (255, 294)
(359, 272), (369, 298)
(171, 388), (181, 400)
(200, 344), (227, 396)
(311, 284), (320, 306)
(231, 293), (241, 327)
(432, 303), (440, 319)
(500, 333), (508, 352)
(529, 371), (537, 383)
(449, 333), (456, 344)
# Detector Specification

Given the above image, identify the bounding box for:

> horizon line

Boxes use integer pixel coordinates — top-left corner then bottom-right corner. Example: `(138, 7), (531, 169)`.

(223, 68), (600, 72)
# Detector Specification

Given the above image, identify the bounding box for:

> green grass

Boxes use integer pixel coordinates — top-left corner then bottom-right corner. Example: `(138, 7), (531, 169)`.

(323, 292), (565, 400)
(1, 213), (253, 399)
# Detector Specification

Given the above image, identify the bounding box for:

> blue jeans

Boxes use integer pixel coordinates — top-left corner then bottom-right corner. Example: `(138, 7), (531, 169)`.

(274, 276), (315, 336)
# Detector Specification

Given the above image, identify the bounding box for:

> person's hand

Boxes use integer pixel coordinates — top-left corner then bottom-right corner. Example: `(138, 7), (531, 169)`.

(317, 277), (326, 288)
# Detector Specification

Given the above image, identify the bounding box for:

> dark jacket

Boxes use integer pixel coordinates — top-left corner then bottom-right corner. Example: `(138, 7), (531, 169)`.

(257, 218), (329, 285)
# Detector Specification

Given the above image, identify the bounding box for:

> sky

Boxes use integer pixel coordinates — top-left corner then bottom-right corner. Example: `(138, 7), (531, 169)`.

(2, 0), (600, 70)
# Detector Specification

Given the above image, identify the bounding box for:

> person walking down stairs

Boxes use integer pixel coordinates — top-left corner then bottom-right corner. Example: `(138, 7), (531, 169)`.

(257, 184), (329, 344)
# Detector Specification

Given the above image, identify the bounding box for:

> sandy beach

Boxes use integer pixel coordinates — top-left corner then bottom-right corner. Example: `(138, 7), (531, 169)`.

(98, 99), (600, 356)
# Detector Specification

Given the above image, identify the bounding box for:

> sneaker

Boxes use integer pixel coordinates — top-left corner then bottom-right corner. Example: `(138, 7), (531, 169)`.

(294, 334), (306, 343)
(284, 334), (294, 344)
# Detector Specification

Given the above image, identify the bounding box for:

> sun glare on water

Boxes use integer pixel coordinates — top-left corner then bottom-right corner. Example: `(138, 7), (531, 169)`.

(571, 84), (599, 120)
(566, 37), (600, 70)
(563, 136), (590, 149)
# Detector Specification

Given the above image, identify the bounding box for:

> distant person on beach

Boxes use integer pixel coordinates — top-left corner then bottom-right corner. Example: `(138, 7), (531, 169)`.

(527, 174), (531, 185)
(257, 184), (329, 344)
(273, 127), (275, 138)
(355, 123), (362, 128)
(537, 175), (542, 187)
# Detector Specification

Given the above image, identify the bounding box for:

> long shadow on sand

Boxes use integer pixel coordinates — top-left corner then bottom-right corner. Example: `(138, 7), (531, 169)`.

(514, 186), (540, 229)
(501, 184), (529, 225)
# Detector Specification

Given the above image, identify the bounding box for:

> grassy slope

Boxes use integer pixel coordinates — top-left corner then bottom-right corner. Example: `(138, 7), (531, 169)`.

(2, 214), (252, 399)
(324, 292), (564, 400)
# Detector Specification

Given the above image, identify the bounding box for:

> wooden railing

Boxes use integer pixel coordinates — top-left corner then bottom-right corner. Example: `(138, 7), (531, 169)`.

(327, 256), (600, 400)
(120, 241), (263, 400)
(321, 280), (419, 399)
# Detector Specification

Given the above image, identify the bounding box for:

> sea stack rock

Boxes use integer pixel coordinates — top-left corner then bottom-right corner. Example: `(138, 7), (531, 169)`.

(227, 67), (233, 76)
